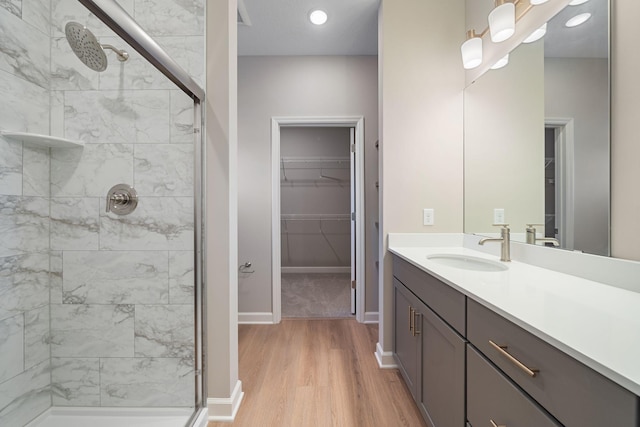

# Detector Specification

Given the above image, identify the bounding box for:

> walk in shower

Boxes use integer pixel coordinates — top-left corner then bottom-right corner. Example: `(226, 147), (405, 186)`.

(0, 0), (205, 425)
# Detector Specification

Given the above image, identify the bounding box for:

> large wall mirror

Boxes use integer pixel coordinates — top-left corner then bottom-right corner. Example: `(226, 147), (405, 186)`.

(464, 0), (610, 257)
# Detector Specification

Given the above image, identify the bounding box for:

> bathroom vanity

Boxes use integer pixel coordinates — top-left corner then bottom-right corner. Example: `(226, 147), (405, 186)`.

(389, 234), (640, 427)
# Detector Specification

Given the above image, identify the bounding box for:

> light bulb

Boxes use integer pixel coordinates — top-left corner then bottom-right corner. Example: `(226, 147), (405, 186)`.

(530, 0), (549, 4)
(569, 0), (589, 5)
(461, 35), (483, 70)
(488, 1), (515, 43)
(491, 54), (509, 70)
(523, 23), (547, 43)
(565, 13), (591, 28)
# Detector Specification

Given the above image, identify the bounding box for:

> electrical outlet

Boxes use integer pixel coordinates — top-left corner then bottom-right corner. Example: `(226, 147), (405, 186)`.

(423, 209), (434, 226)
(494, 208), (505, 224)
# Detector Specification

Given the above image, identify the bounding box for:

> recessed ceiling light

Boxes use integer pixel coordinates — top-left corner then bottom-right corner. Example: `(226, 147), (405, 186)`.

(569, 0), (589, 5)
(309, 9), (328, 25)
(565, 12), (591, 28)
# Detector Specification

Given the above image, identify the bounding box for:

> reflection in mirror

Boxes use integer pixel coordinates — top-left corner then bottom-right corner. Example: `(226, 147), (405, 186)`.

(464, 0), (609, 257)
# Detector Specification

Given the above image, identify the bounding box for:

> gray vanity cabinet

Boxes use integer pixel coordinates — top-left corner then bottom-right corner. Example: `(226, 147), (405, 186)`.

(393, 257), (466, 427)
(418, 299), (465, 427)
(394, 278), (421, 399)
(467, 345), (561, 427)
(467, 298), (640, 427)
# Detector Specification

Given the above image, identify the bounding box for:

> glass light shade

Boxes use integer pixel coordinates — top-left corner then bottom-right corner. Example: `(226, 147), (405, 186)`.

(569, 0), (589, 5)
(488, 2), (516, 43)
(461, 36), (483, 69)
(491, 54), (509, 70)
(309, 9), (328, 25)
(566, 12), (591, 27)
(530, 0), (549, 4)
(523, 23), (547, 43)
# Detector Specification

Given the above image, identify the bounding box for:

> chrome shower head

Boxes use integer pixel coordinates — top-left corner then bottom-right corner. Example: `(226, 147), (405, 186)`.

(64, 22), (129, 72)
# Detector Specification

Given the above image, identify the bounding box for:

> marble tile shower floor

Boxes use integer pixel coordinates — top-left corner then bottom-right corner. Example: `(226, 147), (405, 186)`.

(281, 273), (353, 318)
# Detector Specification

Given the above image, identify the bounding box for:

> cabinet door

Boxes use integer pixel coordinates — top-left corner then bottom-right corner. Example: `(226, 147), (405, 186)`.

(418, 300), (466, 427)
(467, 345), (561, 427)
(394, 279), (420, 399)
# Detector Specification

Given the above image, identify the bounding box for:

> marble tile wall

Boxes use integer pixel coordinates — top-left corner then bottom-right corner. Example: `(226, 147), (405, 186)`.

(46, 0), (203, 411)
(0, 1), (52, 425)
(1, 0), (203, 422)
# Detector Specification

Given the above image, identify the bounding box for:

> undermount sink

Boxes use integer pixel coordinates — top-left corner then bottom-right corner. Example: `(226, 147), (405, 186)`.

(426, 254), (508, 272)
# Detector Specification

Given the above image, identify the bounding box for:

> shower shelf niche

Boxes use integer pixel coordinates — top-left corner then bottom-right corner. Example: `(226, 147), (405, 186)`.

(1, 130), (84, 148)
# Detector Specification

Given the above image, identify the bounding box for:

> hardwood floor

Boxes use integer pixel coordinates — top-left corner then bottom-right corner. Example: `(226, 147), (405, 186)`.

(208, 319), (427, 427)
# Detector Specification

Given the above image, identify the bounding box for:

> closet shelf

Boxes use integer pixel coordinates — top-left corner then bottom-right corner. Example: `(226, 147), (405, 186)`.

(281, 214), (351, 221)
(1, 131), (84, 148)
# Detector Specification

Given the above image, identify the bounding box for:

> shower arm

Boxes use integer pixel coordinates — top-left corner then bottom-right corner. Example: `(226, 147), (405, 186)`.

(101, 44), (130, 62)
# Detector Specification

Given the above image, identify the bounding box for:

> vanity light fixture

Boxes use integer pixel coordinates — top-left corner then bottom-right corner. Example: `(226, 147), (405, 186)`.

(529, 0), (549, 4)
(461, 30), (483, 69)
(309, 9), (328, 25)
(569, 0), (589, 5)
(523, 22), (547, 43)
(489, 0), (516, 43)
(491, 54), (510, 70)
(565, 12), (591, 27)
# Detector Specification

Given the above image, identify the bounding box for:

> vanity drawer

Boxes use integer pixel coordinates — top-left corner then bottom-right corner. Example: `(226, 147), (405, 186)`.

(467, 299), (639, 427)
(393, 256), (465, 335)
(467, 345), (561, 427)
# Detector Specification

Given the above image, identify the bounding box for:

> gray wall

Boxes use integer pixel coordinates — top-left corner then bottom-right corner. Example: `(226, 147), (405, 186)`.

(0, 0), (203, 423)
(238, 55), (379, 316)
(545, 57), (609, 256)
(281, 127), (351, 268)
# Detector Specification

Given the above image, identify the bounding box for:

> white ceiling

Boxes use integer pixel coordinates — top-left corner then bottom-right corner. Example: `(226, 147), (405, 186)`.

(544, 0), (608, 58)
(237, 0), (380, 56)
(236, 0), (608, 59)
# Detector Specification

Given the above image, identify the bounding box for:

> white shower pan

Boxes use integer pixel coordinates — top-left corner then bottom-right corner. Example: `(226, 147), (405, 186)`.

(26, 407), (207, 427)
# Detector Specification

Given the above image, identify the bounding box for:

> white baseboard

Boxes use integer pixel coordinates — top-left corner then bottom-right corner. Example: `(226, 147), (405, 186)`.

(281, 266), (351, 274)
(375, 342), (398, 369)
(238, 312), (275, 324)
(363, 311), (379, 324)
(207, 380), (244, 422)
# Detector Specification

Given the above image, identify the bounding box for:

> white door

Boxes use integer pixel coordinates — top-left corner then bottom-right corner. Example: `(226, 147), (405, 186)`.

(350, 128), (356, 314)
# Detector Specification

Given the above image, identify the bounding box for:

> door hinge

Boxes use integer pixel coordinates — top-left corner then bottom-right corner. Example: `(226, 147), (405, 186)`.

(350, 143), (355, 153)
(351, 280), (356, 289)
(351, 212), (356, 221)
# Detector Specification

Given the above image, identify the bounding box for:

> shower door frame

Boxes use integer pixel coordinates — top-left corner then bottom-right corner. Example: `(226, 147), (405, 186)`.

(75, 0), (207, 425)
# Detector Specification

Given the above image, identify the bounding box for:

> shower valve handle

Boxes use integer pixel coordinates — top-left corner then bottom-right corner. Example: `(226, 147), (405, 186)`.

(106, 184), (138, 215)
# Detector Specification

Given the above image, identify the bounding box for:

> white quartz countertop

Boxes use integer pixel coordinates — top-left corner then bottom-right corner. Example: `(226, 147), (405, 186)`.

(388, 237), (640, 396)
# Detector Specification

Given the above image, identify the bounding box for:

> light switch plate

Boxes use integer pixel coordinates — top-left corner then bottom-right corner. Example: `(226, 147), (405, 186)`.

(494, 208), (505, 224)
(423, 209), (434, 226)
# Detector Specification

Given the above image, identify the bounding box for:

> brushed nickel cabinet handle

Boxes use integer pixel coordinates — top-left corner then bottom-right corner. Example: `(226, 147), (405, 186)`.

(413, 311), (421, 336)
(409, 306), (414, 332)
(489, 340), (539, 377)
(490, 419), (506, 427)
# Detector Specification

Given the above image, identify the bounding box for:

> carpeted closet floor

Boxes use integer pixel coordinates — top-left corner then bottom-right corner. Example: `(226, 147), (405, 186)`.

(281, 273), (353, 318)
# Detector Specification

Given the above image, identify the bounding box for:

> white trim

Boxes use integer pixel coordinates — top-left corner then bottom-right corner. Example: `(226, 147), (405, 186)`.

(375, 341), (398, 369)
(281, 266), (351, 274)
(271, 116), (367, 324)
(363, 311), (379, 324)
(207, 380), (244, 422)
(546, 118), (575, 250)
(192, 408), (209, 427)
(238, 312), (275, 324)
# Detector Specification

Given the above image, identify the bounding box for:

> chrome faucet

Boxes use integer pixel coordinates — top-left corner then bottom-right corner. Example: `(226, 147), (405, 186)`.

(525, 224), (560, 247)
(478, 224), (511, 262)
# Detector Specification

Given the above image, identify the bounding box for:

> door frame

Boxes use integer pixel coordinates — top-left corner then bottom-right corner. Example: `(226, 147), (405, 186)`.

(546, 117), (575, 250)
(271, 116), (366, 323)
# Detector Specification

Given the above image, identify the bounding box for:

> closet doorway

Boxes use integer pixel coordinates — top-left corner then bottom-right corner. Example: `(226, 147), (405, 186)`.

(271, 117), (365, 323)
